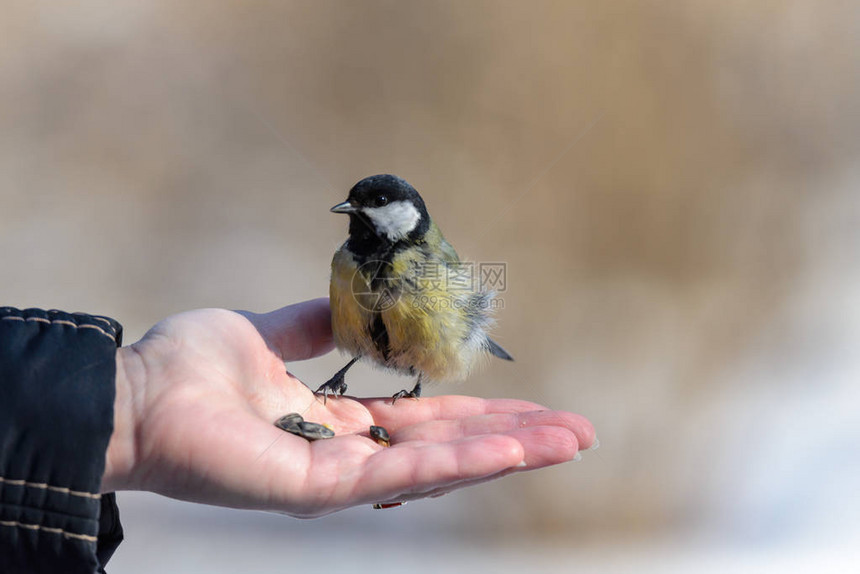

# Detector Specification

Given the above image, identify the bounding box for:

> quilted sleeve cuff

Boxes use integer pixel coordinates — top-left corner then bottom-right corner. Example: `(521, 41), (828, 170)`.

(0, 308), (123, 574)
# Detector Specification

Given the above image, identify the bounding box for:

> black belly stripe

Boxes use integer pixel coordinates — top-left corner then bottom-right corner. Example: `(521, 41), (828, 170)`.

(369, 313), (391, 362)
(345, 221), (431, 367)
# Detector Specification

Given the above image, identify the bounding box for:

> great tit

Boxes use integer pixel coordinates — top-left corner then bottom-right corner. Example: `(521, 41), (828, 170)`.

(317, 174), (513, 402)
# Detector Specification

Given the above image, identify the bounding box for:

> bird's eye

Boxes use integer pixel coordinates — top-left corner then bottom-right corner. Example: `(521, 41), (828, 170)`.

(374, 195), (389, 207)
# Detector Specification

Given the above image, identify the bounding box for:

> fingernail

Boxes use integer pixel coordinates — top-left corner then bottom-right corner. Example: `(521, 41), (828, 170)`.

(590, 436), (600, 451)
(515, 460), (527, 468)
(573, 451), (582, 462)
(372, 502), (406, 510)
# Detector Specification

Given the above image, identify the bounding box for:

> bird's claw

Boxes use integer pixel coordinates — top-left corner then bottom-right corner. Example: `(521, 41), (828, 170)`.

(391, 388), (420, 403)
(315, 375), (348, 404)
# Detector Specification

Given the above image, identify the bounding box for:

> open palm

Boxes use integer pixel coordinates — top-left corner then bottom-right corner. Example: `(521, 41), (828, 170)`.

(105, 298), (594, 517)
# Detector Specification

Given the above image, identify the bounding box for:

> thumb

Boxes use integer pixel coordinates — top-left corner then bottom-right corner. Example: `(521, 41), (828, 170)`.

(239, 298), (334, 361)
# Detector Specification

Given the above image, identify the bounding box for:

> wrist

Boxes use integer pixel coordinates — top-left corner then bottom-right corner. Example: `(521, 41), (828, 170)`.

(102, 345), (143, 492)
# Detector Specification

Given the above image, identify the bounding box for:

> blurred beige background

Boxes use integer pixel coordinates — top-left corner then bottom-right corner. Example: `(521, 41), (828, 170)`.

(2, 1), (859, 572)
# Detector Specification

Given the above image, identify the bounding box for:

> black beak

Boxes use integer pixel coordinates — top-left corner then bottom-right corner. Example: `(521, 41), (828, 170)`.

(330, 201), (357, 214)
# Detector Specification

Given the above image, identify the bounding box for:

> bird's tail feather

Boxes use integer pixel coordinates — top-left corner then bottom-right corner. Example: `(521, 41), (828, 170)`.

(486, 337), (514, 361)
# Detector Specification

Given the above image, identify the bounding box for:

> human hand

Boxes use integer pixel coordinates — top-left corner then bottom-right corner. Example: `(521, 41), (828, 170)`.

(104, 299), (595, 517)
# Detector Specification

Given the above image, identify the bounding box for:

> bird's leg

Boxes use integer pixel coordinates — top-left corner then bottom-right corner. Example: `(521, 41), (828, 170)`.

(392, 373), (422, 403)
(316, 357), (359, 404)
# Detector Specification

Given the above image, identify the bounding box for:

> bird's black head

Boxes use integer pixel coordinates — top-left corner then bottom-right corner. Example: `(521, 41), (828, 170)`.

(331, 174), (431, 257)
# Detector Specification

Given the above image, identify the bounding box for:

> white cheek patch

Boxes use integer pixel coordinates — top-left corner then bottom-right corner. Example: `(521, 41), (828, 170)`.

(363, 201), (421, 241)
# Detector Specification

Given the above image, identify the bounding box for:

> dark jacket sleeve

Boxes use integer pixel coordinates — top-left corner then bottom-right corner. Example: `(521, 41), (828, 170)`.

(0, 308), (124, 574)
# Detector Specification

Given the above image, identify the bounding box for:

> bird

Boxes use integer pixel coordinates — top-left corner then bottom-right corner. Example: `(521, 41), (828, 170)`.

(316, 174), (513, 402)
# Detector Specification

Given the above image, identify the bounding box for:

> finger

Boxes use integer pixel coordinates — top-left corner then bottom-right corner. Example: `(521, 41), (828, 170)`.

(370, 424), (585, 504)
(506, 425), (580, 468)
(349, 425), (579, 506)
(393, 410), (595, 451)
(358, 395), (550, 429)
(307, 433), (525, 512)
(241, 298), (334, 361)
(358, 396), (596, 450)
